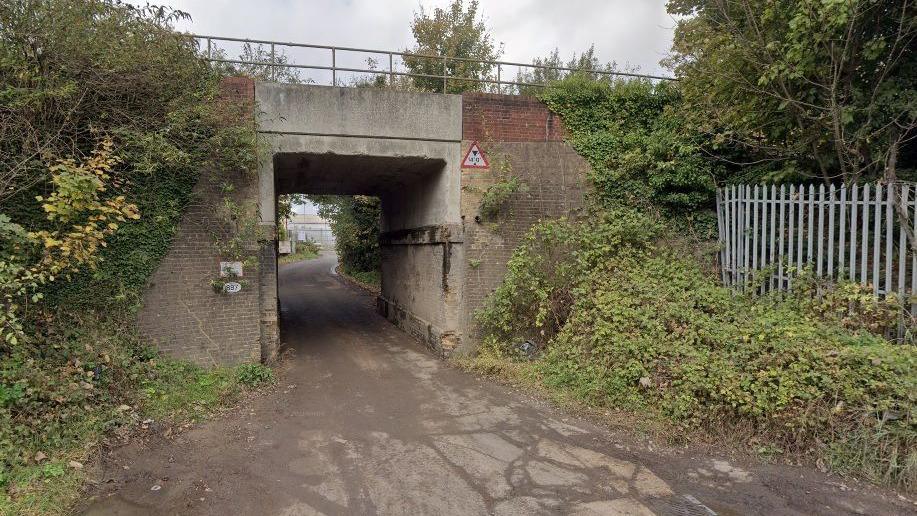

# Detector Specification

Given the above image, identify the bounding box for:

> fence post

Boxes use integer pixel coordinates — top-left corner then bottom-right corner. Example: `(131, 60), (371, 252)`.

(807, 185), (815, 268)
(898, 185), (909, 339)
(743, 185), (751, 290)
(839, 184), (847, 277)
(827, 184), (836, 277)
(861, 184), (870, 285)
(752, 185), (760, 286)
(873, 183), (882, 294)
(797, 184), (806, 272)
(332, 48), (337, 86)
(769, 184), (777, 291)
(850, 184), (858, 282)
(911, 188), (916, 319)
(886, 184), (895, 297)
(778, 185), (786, 291)
(817, 184), (825, 276)
(716, 189), (726, 286)
(727, 185), (738, 287)
(787, 184), (796, 289)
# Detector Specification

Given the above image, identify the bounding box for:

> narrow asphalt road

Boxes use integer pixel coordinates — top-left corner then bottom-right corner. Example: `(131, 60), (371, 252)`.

(82, 254), (910, 515)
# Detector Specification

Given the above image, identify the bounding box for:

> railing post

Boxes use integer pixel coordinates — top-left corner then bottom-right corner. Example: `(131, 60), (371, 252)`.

(497, 63), (501, 94)
(332, 48), (337, 86)
(206, 37), (211, 60)
(389, 52), (394, 85)
(270, 42), (276, 82)
(442, 55), (448, 93)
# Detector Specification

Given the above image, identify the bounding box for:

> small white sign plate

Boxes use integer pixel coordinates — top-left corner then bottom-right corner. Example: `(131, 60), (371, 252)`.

(223, 281), (242, 294)
(297, 231), (306, 241)
(219, 261), (243, 277)
(462, 141), (489, 169)
(278, 241), (292, 255)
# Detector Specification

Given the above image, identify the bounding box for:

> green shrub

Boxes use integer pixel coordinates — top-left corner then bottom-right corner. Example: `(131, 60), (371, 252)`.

(309, 195), (381, 278)
(0, 2), (262, 512)
(477, 212), (916, 488)
(235, 363), (275, 388)
(479, 175), (526, 220)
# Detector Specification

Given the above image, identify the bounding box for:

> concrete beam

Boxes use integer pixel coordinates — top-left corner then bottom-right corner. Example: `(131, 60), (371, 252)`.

(256, 83), (462, 142)
(380, 224), (464, 245)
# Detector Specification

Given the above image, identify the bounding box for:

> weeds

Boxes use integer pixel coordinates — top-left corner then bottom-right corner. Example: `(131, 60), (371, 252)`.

(476, 211), (916, 489)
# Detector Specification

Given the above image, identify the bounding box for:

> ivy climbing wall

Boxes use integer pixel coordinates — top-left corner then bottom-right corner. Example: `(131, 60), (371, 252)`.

(137, 78), (264, 366)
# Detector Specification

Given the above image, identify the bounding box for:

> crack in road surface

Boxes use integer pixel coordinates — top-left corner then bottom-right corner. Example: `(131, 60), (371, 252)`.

(81, 254), (911, 515)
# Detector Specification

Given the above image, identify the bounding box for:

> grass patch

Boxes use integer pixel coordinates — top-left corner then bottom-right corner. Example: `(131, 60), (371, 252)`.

(1, 343), (275, 516)
(0, 461), (85, 516)
(139, 359), (273, 422)
(338, 267), (381, 292)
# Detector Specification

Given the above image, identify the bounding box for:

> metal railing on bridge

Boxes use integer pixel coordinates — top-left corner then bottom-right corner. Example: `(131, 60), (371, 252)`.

(188, 34), (674, 93)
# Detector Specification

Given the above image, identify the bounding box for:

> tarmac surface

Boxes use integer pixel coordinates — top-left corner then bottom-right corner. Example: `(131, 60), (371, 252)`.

(81, 254), (912, 515)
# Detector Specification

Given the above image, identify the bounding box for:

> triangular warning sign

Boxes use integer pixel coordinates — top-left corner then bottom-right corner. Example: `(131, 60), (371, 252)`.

(462, 141), (489, 169)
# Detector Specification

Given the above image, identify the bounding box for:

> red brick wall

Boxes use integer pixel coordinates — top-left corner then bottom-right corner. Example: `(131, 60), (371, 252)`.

(219, 76), (255, 107)
(462, 92), (565, 142)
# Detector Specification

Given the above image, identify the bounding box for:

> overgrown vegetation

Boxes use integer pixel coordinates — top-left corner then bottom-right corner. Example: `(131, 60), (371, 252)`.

(0, 1), (265, 512)
(473, 75), (917, 489)
(666, 0), (916, 184)
(278, 240), (321, 265)
(479, 175), (526, 220)
(477, 211), (915, 485)
(309, 195), (382, 282)
(539, 77), (731, 236)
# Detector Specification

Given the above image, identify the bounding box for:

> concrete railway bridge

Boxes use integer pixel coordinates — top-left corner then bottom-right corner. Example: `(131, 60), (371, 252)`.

(137, 77), (592, 365)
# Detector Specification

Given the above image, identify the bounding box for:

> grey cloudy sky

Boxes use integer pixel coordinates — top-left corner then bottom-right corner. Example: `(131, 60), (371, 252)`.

(163, 0), (676, 77)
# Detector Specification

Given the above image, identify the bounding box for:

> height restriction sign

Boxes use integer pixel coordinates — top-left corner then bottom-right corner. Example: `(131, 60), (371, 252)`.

(462, 141), (489, 169)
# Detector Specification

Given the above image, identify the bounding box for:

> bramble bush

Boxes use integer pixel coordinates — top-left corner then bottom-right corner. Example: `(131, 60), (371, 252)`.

(477, 211), (915, 487)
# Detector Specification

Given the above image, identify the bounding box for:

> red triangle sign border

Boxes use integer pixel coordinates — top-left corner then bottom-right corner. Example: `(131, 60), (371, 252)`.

(462, 141), (490, 169)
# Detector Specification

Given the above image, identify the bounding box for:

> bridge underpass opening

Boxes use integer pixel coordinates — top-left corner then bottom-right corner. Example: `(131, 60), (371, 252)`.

(272, 151), (463, 357)
(138, 80), (588, 367)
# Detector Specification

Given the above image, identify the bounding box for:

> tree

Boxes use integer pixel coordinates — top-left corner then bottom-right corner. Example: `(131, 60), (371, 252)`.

(666, 0), (917, 185)
(0, 0), (200, 205)
(210, 42), (304, 84)
(308, 195), (381, 275)
(515, 46), (620, 96)
(403, 0), (503, 94)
